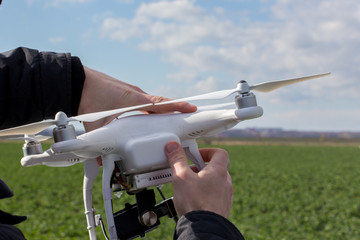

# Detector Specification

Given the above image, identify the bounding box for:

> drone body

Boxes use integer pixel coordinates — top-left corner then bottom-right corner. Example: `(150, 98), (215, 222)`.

(0, 73), (330, 240)
(39, 106), (262, 172)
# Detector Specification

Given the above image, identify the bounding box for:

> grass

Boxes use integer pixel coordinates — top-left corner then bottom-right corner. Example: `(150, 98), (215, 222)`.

(0, 142), (359, 239)
(222, 145), (360, 240)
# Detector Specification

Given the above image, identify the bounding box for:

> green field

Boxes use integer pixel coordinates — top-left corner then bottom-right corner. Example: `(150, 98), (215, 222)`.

(0, 142), (359, 240)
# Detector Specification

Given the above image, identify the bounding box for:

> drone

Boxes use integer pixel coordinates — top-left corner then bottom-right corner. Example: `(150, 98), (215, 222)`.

(0, 73), (330, 240)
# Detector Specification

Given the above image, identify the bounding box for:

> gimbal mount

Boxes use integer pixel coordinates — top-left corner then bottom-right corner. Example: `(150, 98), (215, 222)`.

(113, 188), (177, 239)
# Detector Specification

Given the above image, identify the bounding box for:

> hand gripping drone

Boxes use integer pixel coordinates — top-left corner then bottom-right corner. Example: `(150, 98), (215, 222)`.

(0, 73), (330, 240)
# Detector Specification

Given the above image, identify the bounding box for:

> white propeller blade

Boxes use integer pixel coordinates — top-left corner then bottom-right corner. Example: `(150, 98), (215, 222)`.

(156, 73), (330, 105)
(156, 88), (239, 105)
(72, 103), (153, 122)
(0, 120), (56, 137)
(250, 73), (330, 92)
(0, 103), (154, 137)
(9, 135), (52, 142)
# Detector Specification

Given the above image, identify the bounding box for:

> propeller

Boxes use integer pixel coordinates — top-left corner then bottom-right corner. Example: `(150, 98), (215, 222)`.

(71, 103), (153, 122)
(156, 88), (239, 105)
(0, 73), (330, 137)
(9, 134), (52, 142)
(249, 72), (330, 92)
(0, 120), (57, 137)
(0, 103), (153, 137)
(157, 73), (330, 105)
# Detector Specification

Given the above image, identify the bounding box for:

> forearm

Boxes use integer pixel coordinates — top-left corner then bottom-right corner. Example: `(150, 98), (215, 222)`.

(0, 47), (85, 129)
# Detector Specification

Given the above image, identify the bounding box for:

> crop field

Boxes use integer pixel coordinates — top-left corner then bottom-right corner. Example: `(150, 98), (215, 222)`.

(0, 142), (359, 240)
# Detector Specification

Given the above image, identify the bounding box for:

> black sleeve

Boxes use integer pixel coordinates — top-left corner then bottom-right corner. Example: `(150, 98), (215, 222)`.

(174, 211), (245, 240)
(0, 47), (85, 130)
(0, 224), (26, 240)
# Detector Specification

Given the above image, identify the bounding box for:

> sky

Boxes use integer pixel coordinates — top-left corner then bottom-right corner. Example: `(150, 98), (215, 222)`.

(0, 0), (359, 132)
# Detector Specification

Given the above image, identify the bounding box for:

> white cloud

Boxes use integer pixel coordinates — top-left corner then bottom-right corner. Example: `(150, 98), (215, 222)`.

(27, 0), (93, 7)
(49, 0), (93, 7)
(25, 0), (38, 5)
(114, 0), (134, 4)
(92, 11), (114, 24)
(194, 76), (217, 93)
(136, 0), (203, 22)
(101, 18), (141, 41)
(99, 0), (360, 130)
(54, 0), (92, 3)
(166, 71), (199, 83)
(49, 36), (65, 44)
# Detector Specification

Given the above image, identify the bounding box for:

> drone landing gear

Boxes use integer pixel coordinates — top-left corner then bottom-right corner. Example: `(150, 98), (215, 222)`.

(113, 189), (177, 240)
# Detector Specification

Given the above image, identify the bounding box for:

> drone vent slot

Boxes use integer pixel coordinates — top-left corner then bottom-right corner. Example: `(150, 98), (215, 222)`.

(149, 172), (172, 181)
(188, 130), (205, 137)
(67, 158), (80, 163)
(102, 147), (114, 153)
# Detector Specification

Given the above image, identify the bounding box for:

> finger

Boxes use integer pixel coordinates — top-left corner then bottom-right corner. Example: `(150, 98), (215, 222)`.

(142, 95), (197, 113)
(148, 102), (197, 114)
(165, 142), (193, 178)
(145, 102), (197, 114)
(199, 148), (229, 170)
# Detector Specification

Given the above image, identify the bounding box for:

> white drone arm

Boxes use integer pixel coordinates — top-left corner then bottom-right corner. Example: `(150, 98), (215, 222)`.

(234, 106), (263, 121)
(21, 149), (86, 167)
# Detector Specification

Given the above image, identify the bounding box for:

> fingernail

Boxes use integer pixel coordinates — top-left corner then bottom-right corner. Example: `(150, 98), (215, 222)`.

(188, 103), (197, 111)
(165, 142), (179, 153)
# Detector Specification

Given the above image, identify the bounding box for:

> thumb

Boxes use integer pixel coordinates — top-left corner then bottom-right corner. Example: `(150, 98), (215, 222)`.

(165, 141), (190, 174)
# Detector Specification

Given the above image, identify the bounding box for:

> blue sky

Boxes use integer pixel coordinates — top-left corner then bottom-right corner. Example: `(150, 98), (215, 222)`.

(1, 0), (359, 132)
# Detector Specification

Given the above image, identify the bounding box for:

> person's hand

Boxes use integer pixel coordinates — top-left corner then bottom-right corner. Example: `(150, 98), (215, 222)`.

(165, 141), (233, 218)
(78, 67), (197, 132)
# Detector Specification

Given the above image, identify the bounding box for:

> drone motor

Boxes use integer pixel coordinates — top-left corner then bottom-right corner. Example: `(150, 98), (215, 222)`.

(50, 111), (77, 142)
(234, 80), (258, 109)
(53, 124), (77, 142)
(22, 139), (43, 156)
(235, 92), (257, 109)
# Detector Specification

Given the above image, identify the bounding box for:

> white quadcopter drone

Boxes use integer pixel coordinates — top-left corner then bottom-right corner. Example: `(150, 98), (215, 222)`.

(0, 73), (330, 240)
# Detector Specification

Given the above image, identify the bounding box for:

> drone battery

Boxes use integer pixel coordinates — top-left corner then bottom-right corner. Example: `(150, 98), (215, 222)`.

(122, 133), (180, 174)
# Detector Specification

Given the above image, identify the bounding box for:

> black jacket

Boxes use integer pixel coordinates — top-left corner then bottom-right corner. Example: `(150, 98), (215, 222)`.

(0, 47), (84, 240)
(0, 47), (245, 240)
(0, 47), (85, 130)
(175, 211), (245, 240)
(0, 179), (27, 240)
